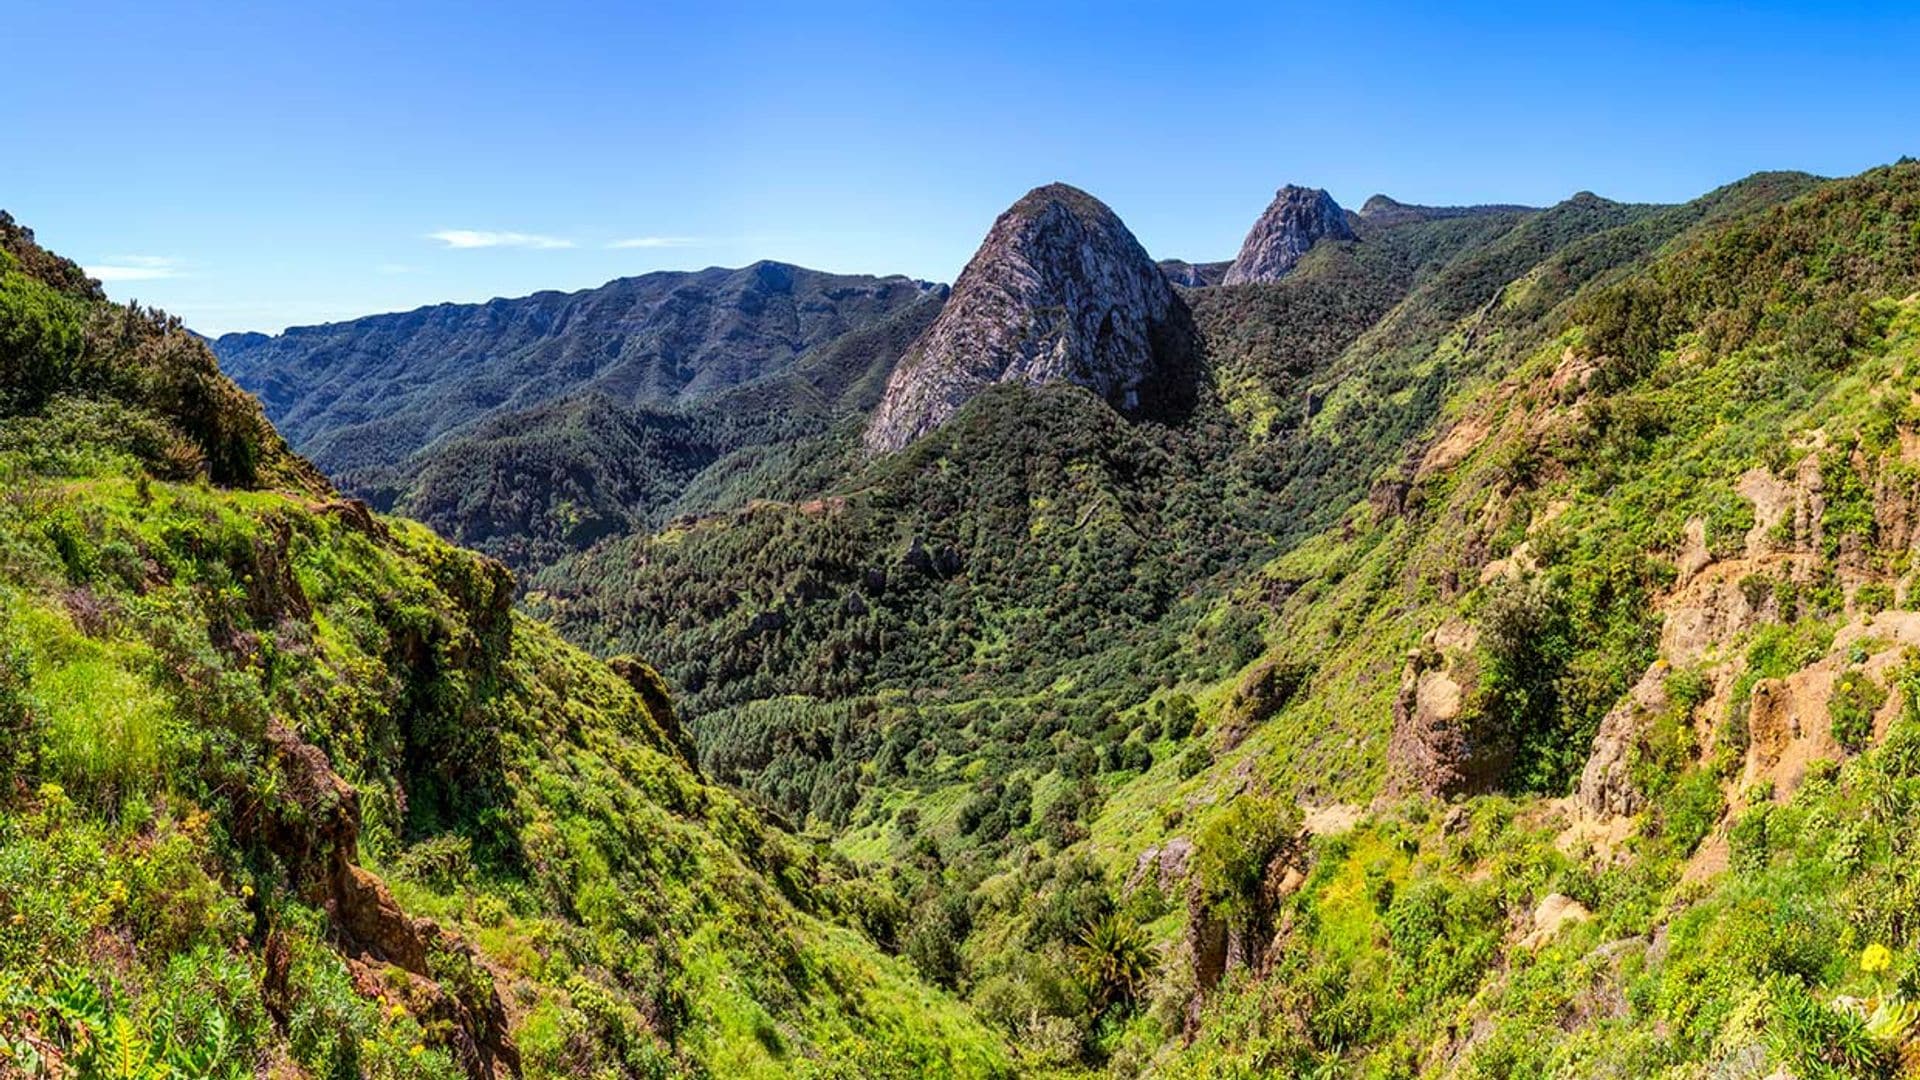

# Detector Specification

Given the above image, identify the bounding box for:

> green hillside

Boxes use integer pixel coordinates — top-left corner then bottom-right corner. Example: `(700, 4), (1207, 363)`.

(1144, 157), (1920, 1077)
(522, 175), (1808, 834)
(0, 216), (1010, 1077)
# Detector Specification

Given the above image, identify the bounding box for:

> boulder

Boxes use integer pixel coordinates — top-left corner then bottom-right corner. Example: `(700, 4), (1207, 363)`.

(1385, 621), (1506, 797)
(1518, 893), (1592, 949)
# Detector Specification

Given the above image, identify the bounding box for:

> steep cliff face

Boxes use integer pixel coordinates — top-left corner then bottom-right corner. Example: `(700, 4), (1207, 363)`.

(1220, 185), (1356, 284)
(864, 183), (1195, 453)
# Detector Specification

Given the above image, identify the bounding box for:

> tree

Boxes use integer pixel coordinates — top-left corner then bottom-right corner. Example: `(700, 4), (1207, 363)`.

(1075, 914), (1155, 1013)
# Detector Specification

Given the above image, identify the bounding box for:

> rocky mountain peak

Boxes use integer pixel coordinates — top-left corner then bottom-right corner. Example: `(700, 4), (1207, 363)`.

(863, 183), (1193, 453)
(1220, 185), (1356, 284)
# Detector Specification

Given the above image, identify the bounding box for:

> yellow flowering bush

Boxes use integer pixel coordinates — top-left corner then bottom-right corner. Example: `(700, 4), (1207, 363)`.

(1863, 944), (1894, 975)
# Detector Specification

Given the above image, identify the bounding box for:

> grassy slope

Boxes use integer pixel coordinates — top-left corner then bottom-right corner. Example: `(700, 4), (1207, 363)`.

(0, 221), (1010, 1077)
(1151, 161), (1920, 1076)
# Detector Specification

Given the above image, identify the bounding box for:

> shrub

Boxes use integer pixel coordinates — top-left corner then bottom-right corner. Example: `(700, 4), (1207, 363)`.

(1856, 582), (1896, 615)
(1384, 877), (1501, 1004)
(1766, 976), (1895, 1079)
(1114, 740), (1153, 773)
(904, 890), (972, 989)
(1830, 668), (1888, 753)
(392, 834), (474, 892)
(1192, 795), (1297, 926)
(1160, 693), (1198, 741)
(1177, 744), (1211, 779)
(1074, 914), (1155, 1013)
(0, 265), (88, 415)
(1657, 768), (1725, 856)
(1729, 804), (1775, 873)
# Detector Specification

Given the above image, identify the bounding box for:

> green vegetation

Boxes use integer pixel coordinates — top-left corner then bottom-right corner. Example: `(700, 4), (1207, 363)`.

(15, 157), (1920, 1077)
(1146, 161), (1920, 1075)
(532, 163), (1920, 1076)
(0, 216), (1011, 1077)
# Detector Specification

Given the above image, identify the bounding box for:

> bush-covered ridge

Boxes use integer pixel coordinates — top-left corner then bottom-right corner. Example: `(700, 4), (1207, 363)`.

(0, 216), (1011, 1076)
(0, 212), (321, 495)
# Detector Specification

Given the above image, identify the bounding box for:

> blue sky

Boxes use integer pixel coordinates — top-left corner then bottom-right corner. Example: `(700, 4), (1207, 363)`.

(4, 1), (1916, 334)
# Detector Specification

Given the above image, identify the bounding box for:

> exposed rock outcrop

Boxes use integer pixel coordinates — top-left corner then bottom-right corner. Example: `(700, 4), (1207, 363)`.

(259, 721), (520, 1078)
(607, 655), (699, 775)
(1182, 854), (1297, 1009)
(1220, 186), (1355, 285)
(1177, 806), (1354, 1034)
(1571, 442), (1920, 820)
(863, 183), (1196, 453)
(1216, 657), (1311, 751)
(1519, 893), (1593, 949)
(1125, 837), (1194, 897)
(1576, 664), (1671, 818)
(1385, 620), (1507, 798)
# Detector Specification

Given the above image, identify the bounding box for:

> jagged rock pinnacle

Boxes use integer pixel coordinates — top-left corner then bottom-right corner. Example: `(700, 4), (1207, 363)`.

(1220, 185), (1355, 284)
(864, 183), (1192, 453)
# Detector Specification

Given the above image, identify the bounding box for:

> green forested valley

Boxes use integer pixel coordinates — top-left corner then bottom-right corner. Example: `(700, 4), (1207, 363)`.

(11, 153), (1920, 1080)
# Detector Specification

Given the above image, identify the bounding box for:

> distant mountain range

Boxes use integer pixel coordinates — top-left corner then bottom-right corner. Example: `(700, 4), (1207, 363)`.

(215, 263), (945, 563)
(214, 262), (940, 469)
(211, 183), (1540, 568)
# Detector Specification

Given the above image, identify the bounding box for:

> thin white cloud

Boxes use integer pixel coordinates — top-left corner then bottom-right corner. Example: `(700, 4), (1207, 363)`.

(85, 254), (183, 281)
(428, 229), (574, 250)
(608, 235), (701, 249)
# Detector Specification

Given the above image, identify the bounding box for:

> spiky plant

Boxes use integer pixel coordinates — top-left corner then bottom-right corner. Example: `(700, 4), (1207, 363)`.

(1075, 913), (1156, 1013)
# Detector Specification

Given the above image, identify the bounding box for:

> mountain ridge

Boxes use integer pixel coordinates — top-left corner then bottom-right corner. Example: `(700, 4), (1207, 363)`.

(214, 260), (939, 474)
